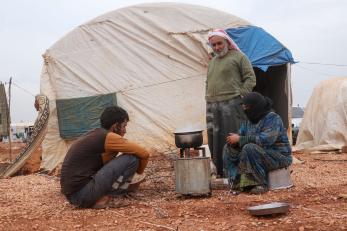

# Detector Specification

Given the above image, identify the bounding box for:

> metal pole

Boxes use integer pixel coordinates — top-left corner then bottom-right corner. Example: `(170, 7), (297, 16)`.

(7, 77), (12, 162)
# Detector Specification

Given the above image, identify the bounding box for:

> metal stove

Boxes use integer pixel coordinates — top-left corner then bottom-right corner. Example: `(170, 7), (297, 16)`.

(173, 130), (211, 195)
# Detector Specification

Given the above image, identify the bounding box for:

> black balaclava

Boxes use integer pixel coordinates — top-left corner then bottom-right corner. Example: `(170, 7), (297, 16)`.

(242, 92), (273, 124)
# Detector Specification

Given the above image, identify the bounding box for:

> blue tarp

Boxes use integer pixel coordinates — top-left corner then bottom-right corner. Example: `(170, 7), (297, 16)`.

(226, 26), (295, 72)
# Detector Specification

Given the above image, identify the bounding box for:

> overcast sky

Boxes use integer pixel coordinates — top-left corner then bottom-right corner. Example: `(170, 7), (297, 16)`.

(1, 0), (347, 123)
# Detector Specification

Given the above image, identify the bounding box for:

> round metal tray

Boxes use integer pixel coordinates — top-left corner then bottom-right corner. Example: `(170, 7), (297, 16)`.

(247, 202), (289, 216)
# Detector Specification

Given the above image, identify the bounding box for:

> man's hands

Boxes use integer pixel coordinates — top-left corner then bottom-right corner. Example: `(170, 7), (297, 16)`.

(226, 133), (240, 145)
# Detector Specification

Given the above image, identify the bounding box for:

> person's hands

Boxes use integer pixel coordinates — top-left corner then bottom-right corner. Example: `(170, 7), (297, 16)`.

(226, 133), (240, 145)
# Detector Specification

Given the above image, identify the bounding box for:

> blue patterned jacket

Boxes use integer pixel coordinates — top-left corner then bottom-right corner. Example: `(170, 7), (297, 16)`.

(238, 112), (291, 155)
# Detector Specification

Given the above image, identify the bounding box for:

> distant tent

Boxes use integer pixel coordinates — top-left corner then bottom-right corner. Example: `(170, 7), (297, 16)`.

(295, 77), (347, 151)
(39, 3), (295, 171)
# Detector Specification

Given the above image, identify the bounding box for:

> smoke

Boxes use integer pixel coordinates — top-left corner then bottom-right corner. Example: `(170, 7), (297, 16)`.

(174, 124), (204, 133)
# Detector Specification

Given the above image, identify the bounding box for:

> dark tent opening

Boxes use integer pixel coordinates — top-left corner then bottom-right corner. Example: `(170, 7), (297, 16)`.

(253, 64), (290, 128)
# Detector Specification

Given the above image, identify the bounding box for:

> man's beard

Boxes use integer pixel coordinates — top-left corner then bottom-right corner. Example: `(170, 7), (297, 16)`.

(215, 41), (229, 58)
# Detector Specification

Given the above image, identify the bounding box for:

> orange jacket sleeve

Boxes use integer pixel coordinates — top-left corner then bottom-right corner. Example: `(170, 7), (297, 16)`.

(104, 132), (149, 174)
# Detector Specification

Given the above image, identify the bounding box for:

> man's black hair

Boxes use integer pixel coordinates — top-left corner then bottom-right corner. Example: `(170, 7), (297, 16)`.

(100, 106), (129, 130)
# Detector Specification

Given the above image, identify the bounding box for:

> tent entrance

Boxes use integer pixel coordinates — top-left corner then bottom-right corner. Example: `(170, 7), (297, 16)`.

(253, 64), (290, 128)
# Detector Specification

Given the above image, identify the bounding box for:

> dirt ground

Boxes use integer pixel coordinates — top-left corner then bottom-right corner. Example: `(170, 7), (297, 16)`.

(0, 142), (347, 231)
(0, 142), (41, 175)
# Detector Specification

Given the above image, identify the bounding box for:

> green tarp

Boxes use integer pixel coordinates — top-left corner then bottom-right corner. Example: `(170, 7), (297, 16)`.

(56, 93), (117, 139)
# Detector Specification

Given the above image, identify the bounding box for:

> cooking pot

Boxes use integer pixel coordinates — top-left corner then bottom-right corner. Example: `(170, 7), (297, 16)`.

(174, 130), (203, 149)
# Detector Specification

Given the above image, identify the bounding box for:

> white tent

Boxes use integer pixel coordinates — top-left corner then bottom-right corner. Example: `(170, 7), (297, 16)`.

(295, 77), (347, 151)
(39, 3), (293, 171)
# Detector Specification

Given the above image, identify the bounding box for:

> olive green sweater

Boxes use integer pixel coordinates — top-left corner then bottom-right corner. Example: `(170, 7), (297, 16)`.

(206, 50), (256, 102)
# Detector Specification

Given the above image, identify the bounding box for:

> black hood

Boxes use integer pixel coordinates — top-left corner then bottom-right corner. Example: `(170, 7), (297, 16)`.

(242, 92), (273, 124)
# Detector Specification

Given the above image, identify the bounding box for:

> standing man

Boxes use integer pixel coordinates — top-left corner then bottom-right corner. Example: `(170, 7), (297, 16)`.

(206, 29), (256, 177)
(60, 106), (149, 209)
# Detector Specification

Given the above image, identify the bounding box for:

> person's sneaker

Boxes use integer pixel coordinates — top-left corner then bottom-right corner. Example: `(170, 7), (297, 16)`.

(128, 173), (146, 192)
(249, 185), (269, 195)
(130, 173), (146, 185)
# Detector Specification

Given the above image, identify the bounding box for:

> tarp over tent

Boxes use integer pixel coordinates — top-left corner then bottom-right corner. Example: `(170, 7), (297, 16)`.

(295, 77), (347, 151)
(39, 3), (294, 171)
(227, 26), (294, 72)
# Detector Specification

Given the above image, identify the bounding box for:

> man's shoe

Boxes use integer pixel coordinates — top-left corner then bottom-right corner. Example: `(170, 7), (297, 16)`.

(128, 173), (146, 192)
(249, 185), (268, 195)
(130, 173), (146, 185)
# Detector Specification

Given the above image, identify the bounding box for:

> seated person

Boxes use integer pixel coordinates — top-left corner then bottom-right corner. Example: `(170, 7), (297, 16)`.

(60, 106), (149, 208)
(223, 92), (292, 194)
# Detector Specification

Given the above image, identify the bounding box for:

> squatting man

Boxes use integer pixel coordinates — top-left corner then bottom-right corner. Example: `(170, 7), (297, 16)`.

(60, 106), (149, 209)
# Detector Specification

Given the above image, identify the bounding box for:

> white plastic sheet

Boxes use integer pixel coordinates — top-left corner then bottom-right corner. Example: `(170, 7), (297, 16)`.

(295, 77), (347, 151)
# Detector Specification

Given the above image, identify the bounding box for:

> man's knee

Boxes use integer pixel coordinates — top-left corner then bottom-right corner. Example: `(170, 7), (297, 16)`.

(120, 154), (140, 168)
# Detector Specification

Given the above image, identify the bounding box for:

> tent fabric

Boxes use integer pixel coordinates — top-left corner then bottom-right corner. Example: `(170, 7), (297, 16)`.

(226, 26), (295, 72)
(56, 93), (117, 139)
(40, 3), (251, 170)
(39, 3), (292, 171)
(295, 77), (347, 151)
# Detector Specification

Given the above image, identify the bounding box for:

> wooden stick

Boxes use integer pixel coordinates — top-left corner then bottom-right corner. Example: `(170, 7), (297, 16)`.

(313, 158), (347, 162)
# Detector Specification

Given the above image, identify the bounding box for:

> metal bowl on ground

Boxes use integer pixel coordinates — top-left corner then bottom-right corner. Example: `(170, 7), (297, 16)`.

(174, 130), (203, 149)
(247, 202), (289, 216)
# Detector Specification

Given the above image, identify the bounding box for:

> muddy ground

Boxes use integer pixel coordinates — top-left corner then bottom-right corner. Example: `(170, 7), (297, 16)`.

(0, 142), (347, 231)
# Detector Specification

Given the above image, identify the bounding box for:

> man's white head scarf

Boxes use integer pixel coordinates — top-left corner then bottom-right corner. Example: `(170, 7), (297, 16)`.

(208, 29), (240, 51)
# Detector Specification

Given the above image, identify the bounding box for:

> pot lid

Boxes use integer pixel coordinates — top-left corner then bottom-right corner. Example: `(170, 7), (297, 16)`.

(174, 130), (203, 134)
(174, 125), (204, 134)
